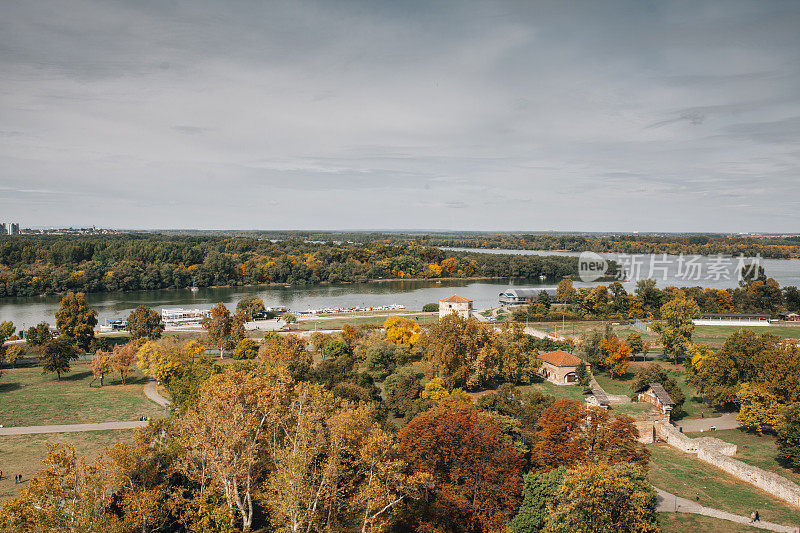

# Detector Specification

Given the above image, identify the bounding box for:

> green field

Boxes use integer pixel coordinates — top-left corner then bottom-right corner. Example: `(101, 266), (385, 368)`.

(0, 429), (132, 500)
(658, 512), (765, 533)
(290, 312), (439, 332)
(686, 429), (800, 486)
(518, 380), (588, 402)
(0, 362), (165, 427)
(648, 443), (800, 526)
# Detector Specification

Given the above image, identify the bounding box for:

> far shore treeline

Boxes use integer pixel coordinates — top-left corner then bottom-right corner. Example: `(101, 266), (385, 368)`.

(160, 230), (800, 258)
(0, 235), (596, 298)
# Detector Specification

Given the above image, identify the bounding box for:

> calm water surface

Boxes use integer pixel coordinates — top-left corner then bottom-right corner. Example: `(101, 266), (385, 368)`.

(2, 249), (798, 329)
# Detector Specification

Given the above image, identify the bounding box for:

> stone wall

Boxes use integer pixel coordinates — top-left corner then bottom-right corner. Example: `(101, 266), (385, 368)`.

(698, 445), (800, 507)
(634, 420), (654, 444)
(656, 422), (800, 508)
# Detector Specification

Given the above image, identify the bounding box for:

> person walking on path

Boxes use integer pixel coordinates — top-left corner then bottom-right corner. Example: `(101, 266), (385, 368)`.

(755, 511), (760, 523)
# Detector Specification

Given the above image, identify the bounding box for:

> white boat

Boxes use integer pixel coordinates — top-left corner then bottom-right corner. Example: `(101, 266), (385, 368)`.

(190, 286), (199, 292)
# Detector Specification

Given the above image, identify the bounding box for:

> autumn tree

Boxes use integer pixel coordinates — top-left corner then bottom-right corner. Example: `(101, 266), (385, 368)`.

(55, 291), (98, 350)
(598, 336), (631, 378)
(556, 278), (577, 304)
(418, 313), (494, 389)
(626, 332), (644, 356)
(384, 316), (420, 349)
(137, 337), (193, 384)
(690, 331), (780, 407)
(127, 305), (164, 340)
(233, 338), (259, 360)
(90, 350), (112, 387)
(203, 305), (246, 359)
(236, 295), (265, 321)
(25, 322), (53, 346)
(736, 382), (785, 432)
(534, 399), (648, 470)
(111, 341), (139, 384)
(41, 337), (80, 380)
(259, 333), (311, 367)
(3, 345), (24, 368)
(651, 297), (699, 363)
(0, 443), (120, 532)
(777, 403), (800, 469)
(398, 397), (523, 532)
(182, 366), (294, 531)
(543, 462), (660, 533)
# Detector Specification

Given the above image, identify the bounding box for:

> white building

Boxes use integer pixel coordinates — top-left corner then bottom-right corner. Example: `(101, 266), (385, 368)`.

(161, 308), (212, 326)
(439, 295), (473, 319)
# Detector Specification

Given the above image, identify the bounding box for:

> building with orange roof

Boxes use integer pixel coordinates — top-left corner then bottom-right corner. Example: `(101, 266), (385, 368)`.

(537, 350), (586, 385)
(439, 294), (473, 320)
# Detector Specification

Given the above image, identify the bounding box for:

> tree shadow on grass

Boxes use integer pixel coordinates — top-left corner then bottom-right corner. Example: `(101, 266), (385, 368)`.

(61, 371), (92, 382)
(0, 382), (21, 393)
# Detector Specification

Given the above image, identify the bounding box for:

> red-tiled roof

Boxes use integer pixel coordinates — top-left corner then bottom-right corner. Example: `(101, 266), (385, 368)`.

(439, 295), (472, 303)
(538, 350), (583, 367)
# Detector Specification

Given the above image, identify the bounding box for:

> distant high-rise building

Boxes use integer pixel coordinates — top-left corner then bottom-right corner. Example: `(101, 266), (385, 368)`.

(0, 223), (5, 234)
(8, 223), (20, 235)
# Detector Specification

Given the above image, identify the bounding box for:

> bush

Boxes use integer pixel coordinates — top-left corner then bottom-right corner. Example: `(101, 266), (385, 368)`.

(422, 303), (439, 312)
(365, 341), (409, 380)
(233, 338), (259, 360)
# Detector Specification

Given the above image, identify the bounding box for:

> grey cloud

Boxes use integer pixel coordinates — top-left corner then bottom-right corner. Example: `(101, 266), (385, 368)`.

(0, 0), (799, 232)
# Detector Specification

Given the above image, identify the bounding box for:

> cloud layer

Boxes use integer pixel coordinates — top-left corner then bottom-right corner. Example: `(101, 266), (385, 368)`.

(1, 0), (799, 231)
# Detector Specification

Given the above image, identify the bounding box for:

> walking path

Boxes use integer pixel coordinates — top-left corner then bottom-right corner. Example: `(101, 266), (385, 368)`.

(144, 379), (170, 407)
(655, 487), (799, 532)
(0, 421), (148, 436)
(675, 412), (739, 432)
(588, 376), (630, 404)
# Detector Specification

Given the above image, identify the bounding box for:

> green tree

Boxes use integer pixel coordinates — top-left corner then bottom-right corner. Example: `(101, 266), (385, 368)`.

(127, 305), (164, 340)
(556, 278), (577, 304)
(232, 338), (259, 360)
(510, 467), (566, 533)
(629, 363), (685, 410)
(55, 292), (98, 351)
(543, 462), (660, 533)
(651, 297), (699, 363)
(236, 295), (265, 321)
(777, 403), (800, 469)
(422, 303), (439, 312)
(41, 337), (80, 380)
(25, 322), (53, 346)
(626, 332), (644, 356)
(202, 303), (244, 358)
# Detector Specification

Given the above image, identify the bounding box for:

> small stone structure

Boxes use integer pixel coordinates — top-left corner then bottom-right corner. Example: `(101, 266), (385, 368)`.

(439, 295), (473, 319)
(638, 383), (674, 418)
(586, 385), (610, 408)
(655, 422), (800, 508)
(538, 350), (585, 385)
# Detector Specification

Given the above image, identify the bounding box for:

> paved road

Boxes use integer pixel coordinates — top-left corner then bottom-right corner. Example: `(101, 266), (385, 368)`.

(675, 412), (740, 432)
(0, 421), (148, 436)
(144, 379), (170, 407)
(655, 487), (799, 532)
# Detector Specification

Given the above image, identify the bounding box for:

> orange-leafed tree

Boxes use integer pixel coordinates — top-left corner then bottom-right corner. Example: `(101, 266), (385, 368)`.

(397, 397), (523, 532)
(534, 399), (649, 471)
(598, 336), (631, 378)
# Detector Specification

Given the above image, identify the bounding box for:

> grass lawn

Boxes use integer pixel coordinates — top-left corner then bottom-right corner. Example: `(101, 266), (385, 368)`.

(291, 312), (439, 331)
(612, 402), (660, 420)
(647, 443), (800, 526)
(0, 429), (132, 501)
(518, 380), (588, 402)
(658, 512), (764, 533)
(0, 362), (165, 427)
(686, 429), (800, 486)
(593, 371), (635, 396)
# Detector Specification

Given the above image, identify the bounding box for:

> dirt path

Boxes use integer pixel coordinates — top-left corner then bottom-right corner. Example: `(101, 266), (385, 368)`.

(0, 421), (148, 435)
(675, 412), (740, 432)
(144, 379), (170, 407)
(655, 487), (799, 532)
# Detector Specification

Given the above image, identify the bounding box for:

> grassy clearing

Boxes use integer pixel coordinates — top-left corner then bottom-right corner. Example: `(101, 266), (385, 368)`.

(0, 362), (165, 427)
(647, 443), (800, 526)
(593, 371), (634, 396)
(518, 380), (588, 402)
(658, 512), (764, 533)
(612, 402), (660, 420)
(0, 429), (132, 501)
(686, 429), (800, 486)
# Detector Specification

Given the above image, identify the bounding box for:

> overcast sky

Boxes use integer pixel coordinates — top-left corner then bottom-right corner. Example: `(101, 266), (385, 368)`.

(1, 1), (799, 232)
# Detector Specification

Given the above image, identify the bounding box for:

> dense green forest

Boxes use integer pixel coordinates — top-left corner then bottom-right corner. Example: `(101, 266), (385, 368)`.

(0, 235), (589, 297)
(168, 231), (800, 258)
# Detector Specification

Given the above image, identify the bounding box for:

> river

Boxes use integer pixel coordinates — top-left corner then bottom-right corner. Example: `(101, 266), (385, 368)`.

(1, 249), (798, 330)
